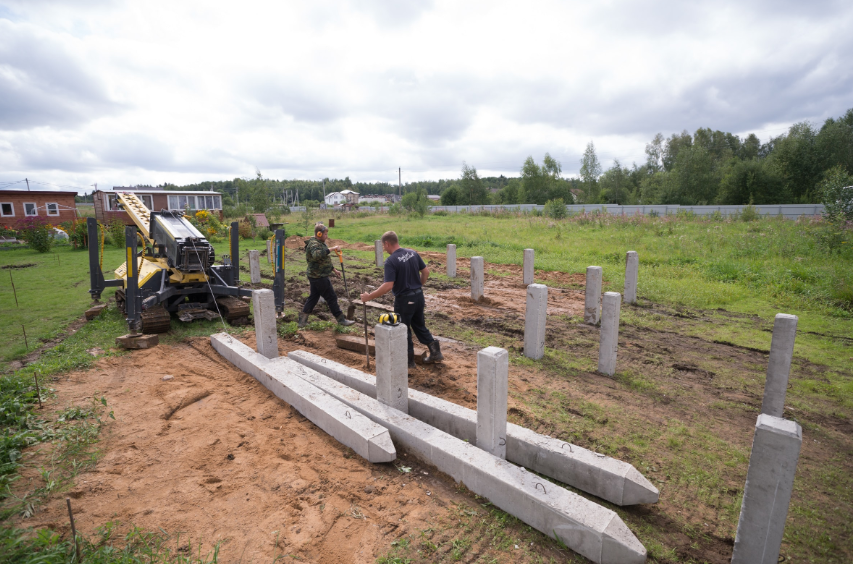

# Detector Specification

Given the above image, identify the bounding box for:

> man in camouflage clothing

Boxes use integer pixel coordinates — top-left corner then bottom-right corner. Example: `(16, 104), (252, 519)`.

(299, 223), (355, 328)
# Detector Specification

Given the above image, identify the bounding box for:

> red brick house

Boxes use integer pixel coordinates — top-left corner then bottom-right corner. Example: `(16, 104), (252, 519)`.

(93, 186), (224, 226)
(0, 190), (78, 228)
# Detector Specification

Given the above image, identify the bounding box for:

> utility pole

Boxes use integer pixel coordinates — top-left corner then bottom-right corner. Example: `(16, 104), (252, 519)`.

(398, 168), (401, 197)
(25, 178), (29, 191)
(322, 179), (326, 205)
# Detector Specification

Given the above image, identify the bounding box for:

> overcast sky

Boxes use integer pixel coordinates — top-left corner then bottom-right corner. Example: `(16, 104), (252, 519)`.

(0, 0), (851, 193)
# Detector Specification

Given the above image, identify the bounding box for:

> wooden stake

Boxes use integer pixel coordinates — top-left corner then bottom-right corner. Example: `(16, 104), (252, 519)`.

(9, 270), (18, 307)
(33, 372), (43, 408)
(22, 325), (28, 350)
(66, 497), (82, 562)
(362, 286), (370, 370)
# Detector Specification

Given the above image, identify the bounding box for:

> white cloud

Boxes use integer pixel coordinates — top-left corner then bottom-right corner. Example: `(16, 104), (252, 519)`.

(0, 0), (851, 191)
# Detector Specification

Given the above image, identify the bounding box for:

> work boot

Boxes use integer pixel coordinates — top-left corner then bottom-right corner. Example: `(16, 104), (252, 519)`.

(423, 340), (444, 364)
(298, 312), (309, 328)
(408, 351), (417, 370)
(336, 313), (355, 327)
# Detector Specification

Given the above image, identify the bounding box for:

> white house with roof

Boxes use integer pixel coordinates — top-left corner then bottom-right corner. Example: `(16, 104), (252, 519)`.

(324, 192), (347, 206)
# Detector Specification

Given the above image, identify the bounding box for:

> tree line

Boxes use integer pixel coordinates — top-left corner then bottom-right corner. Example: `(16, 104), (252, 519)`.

(153, 107), (851, 211)
(579, 107), (853, 206)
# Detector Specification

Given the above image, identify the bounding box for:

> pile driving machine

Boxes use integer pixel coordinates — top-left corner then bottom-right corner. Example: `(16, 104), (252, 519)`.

(87, 192), (287, 335)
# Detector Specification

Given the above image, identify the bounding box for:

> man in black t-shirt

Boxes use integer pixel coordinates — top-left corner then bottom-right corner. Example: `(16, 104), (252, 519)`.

(360, 231), (443, 369)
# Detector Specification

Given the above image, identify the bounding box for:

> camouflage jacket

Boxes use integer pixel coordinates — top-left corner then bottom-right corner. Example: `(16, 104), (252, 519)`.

(305, 237), (334, 278)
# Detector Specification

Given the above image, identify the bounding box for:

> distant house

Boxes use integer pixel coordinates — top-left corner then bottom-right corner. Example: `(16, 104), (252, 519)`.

(0, 189), (78, 228)
(427, 195), (441, 202)
(358, 194), (392, 204)
(246, 213), (269, 228)
(340, 189), (359, 205)
(325, 192), (347, 206)
(93, 187), (223, 226)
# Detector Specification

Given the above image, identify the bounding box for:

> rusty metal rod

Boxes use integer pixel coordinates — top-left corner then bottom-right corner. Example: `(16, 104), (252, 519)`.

(33, 372), (42, 409)
(66, 497), (82, 562)
(362, 286), (370, 370)
(9, 270), (18, 307)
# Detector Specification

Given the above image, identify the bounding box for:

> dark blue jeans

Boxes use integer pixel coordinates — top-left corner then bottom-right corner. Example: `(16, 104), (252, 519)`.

(394, 290), (434, 356)
(303, 276), (342, 318)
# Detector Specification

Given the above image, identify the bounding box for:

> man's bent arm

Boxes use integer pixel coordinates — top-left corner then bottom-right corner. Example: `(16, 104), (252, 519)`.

(420, 267), (430, 285)
(361, 281), (394, 302)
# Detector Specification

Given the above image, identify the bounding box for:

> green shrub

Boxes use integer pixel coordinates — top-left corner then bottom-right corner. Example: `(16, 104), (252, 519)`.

(107, 219), (126, 248)
(819, 165), (853, 224)
(238, 221), (253, 239)
(62, 219), (89, 248)
(544, 198), (567, 219)
(432, 210), (449, 217)
(741, 203), (759, 222)
(15, 216), (54, 253)
(257, 227), (272, 240)
(401, 188), (430, 218)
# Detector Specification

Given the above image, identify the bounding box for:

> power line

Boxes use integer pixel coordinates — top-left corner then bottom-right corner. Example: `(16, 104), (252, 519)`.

(0, 179), (94, 191)
(30, 180), (93, 191)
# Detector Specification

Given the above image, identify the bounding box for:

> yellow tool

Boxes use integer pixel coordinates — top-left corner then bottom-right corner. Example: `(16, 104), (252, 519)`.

(379, 313), (401, 325)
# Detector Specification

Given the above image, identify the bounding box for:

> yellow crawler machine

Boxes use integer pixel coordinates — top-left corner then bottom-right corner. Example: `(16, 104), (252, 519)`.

(87, 192), (284, 335)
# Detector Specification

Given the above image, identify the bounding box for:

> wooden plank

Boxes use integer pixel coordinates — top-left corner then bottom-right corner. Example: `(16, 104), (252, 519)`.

(335, 334), (426, 364)
(85, 304), (107, 320)
(362, 300), (394, 311)
(337, 335), (375, 355)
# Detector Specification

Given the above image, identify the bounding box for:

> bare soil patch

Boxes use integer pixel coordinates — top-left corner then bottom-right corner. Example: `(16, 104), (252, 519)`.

(22, 333), (562, 563)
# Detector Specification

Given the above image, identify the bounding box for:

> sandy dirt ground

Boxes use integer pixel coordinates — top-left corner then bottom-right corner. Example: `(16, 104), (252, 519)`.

(23, 334), (543, 563)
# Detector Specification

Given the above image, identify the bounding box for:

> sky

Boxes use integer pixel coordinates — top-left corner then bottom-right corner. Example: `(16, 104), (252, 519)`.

(0, 0), (851, 193)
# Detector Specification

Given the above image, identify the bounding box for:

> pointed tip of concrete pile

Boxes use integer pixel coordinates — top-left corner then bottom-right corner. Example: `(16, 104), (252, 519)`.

(211, 334), (397, 464)
(601, 514), (648, 564)
(621, 466), (660, 505)
(368, 432), (397, 463)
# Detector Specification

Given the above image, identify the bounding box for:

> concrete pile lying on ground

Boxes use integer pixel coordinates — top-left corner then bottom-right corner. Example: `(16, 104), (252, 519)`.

(210, 333), (395, 463)
(210, 334), (648, 564)
(288, 349), (659, 506)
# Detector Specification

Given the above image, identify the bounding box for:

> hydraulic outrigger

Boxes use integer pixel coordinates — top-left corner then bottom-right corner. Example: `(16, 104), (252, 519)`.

(87, 192), (287, 347)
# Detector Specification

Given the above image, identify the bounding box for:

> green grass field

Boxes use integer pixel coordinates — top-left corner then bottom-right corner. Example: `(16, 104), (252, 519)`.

(329, 211), (853, 317)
